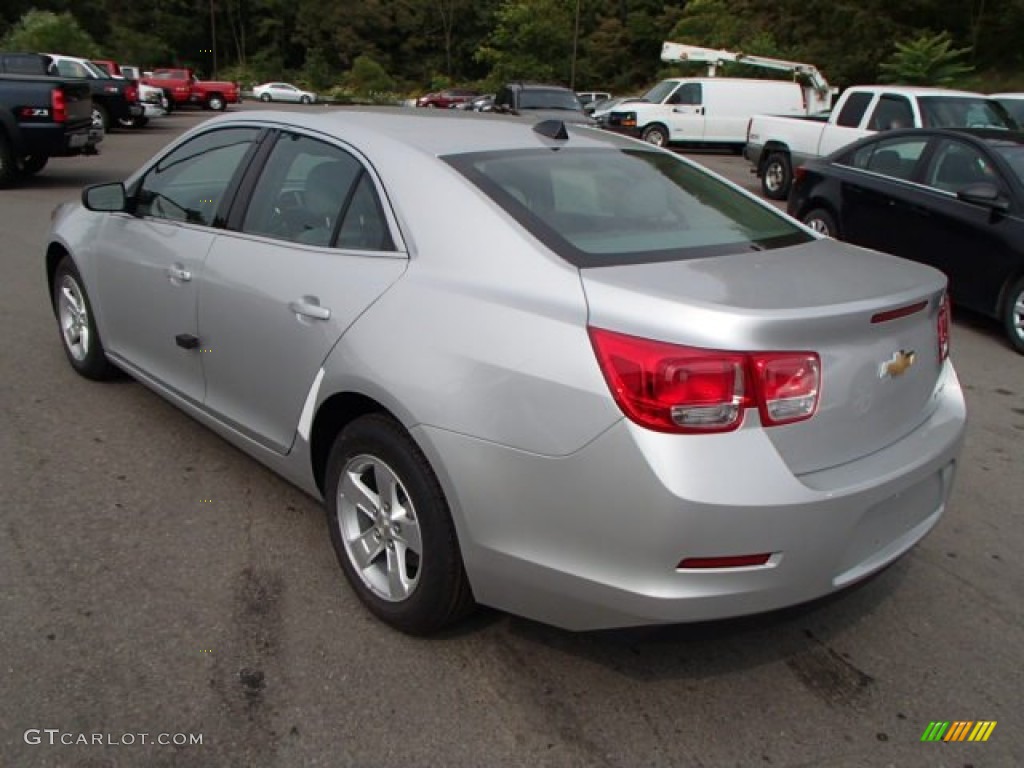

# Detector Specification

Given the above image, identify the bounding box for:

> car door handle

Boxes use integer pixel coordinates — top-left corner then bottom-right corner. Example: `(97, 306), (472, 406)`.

(167, 265), (192, 282)
(288, 297), (331, 321)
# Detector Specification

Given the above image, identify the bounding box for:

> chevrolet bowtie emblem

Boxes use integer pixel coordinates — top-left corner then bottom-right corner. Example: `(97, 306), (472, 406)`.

(879, 349), (916, 379)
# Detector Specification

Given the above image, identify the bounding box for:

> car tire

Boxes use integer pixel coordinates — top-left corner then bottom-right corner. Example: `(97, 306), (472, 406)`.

(324, 413), (475, 635)
(119, 116), (149, 129)
(802, 208), (839, 238)
(162, 91), (175, 112)
(762, 152), (792, 200)
(0, 131), (17, 188)
(91, 104), (110, 133)
(20, 155), (48, 176)
(1003, 276), (1024, 354)
(641, 124), (669, 147)
(300, 95), (311, 104)
(52, 256), (118, 380)
(260, 93), (271, 102)
(206, 95), (226, 111)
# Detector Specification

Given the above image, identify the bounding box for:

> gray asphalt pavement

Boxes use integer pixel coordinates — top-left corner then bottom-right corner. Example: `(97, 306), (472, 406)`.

(1, 104), (1022, 767)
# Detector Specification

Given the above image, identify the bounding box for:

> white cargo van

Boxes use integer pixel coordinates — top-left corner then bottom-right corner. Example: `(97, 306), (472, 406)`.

(605, 77), (814, 150)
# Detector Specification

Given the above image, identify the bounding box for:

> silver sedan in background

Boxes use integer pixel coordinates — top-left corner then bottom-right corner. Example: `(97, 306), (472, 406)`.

(253, 82), (317, 104)
(45, 110), (966, 635)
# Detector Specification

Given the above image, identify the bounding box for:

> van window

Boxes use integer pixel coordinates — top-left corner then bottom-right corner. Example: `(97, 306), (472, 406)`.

(667, 83), (702, 106)
(836, 92), (873, 128)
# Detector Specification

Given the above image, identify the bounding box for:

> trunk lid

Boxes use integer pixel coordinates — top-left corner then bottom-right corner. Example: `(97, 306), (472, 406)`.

(581, 240), (949, 475)
(60, 81), (92, 124)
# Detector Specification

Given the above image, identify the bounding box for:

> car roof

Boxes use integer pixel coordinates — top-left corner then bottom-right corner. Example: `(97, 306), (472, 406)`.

(845, 85), (993, 98)
(203, 108), (634, 156)
(991, 92), (1024, 100)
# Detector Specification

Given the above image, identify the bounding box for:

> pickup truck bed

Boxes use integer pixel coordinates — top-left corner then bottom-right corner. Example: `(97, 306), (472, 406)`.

(0, 73), (100, 186)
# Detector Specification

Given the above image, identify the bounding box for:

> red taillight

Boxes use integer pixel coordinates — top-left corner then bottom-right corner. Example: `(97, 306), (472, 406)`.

(51, 88), (67, 123)
(937, 293), (950, 362)
(792, 166), (807, 184)
(588, 328), (820, 434)
(124, 83), (138, 103)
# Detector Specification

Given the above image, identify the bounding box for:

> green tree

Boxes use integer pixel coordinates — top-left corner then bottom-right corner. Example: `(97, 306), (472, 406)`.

(476, 0), (576, 86)
(1, 9), (102, 58)
(346, 54), (396, 95)
(879, 30), (974, 86)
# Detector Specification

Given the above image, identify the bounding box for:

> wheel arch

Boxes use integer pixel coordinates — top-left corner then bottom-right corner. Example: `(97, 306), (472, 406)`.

(758, 141), (792, 175)
(800, 197), (842, 234)
(995, 268), (1024, 320)
(46, 241), (71, 310)
(310, 391), (397, 496)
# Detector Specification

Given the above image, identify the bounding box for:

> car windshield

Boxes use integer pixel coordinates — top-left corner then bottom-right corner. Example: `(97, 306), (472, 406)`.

(519, 90), (582, 111)
(444, 147), (810, 268)
(83, 60), (110, 78)
(992, 143), (1024, 185)
(919, 97), (1018, 130)
(641, 80), (679, 104)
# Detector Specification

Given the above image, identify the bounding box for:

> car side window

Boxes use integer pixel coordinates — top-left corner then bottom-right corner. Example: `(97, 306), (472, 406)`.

(843, 136), (928, 181)
(135, 128), (259, 225)
(924, 140), (1001, 193)
(241, 133), (392, 250)
(55, 60), (91, 78)
(835, 92), (873, 128)
(867, 94), (915, 131)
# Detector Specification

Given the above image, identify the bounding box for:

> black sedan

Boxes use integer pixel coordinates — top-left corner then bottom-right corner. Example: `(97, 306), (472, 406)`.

(788, 128), (1024, 353)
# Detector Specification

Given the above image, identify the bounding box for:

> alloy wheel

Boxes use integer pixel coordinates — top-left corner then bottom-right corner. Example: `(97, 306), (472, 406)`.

(58, 275), (90, 362)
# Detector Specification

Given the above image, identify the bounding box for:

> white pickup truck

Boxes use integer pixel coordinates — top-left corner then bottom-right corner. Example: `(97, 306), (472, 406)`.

(745, 85), (1018, 199)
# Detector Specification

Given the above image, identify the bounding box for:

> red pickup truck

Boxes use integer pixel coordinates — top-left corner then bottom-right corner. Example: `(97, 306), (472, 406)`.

(141, 68), (239, 111)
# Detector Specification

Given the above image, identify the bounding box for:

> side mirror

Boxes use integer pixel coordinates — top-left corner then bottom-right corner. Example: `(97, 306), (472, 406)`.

(956, 182), (1010, 212)
(82, 182), (127, 212)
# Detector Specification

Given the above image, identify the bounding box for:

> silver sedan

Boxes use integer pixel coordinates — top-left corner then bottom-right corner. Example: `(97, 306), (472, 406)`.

(252, 82), (317, 104)
(45, 110), (966, 634)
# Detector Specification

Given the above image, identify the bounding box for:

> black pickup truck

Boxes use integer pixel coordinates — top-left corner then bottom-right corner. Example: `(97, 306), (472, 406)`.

(0, 73), (100, 186)
(1, 52), (141, 132)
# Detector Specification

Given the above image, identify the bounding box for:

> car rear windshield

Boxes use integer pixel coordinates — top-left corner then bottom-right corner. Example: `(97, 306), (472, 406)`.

(444, 148), (811, 268)
(919, 97), (1018, 130)
(519, 89), (581, 111)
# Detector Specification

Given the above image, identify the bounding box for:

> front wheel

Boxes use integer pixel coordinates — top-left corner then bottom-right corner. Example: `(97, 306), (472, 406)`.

(1003, 276), (1024, 354)
(325, 414), (474, 635)
(641, 124), (669, 147)
(801, 208), (838, 238)
(260, 93), (271, 102)
(206, 95), (226, 111)
(91, 104), (110, 132)
(300, 95), (311, 104)
(20, 154), (48, 176)
(761, 152), (792, 200)
(52, 257), (118, 380)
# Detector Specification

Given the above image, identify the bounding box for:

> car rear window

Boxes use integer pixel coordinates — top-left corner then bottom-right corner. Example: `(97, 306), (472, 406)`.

(444, 148), (811, 267)
(918, 97), (1018, 130)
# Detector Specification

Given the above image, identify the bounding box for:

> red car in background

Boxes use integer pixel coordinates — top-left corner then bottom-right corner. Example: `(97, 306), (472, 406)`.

(416, 88), (480, 108)
(141, 68), (240, 111)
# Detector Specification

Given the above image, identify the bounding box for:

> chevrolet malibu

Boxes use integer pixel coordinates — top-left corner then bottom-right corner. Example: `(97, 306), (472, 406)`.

(46, 110), (966, 634)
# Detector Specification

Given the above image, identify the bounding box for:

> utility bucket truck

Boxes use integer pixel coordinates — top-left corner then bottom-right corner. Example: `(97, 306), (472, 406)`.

(604, 41), (836, 151)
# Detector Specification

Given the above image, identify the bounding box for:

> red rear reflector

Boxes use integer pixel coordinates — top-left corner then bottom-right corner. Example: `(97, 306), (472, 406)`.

(937, 293), (950, 361)
(871, 300), (928, 324)
(678, 554), (772, 569)
(792, 166), (807, 183)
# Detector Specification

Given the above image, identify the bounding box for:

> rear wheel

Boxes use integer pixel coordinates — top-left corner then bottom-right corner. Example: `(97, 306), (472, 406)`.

(20, 155), (48, 176)
(802, 208), (838, 238)
(206, 94), (226, 111)
(0, 132), (16, 187)
(260, 92), (271, 102)
(324, 414), (474, 635)
(1003, 276), (1024, 354)
(52, 256), (118, 380)
(762, 152), (792, 200)
(300, 95), (311, 104)
(91, 103), (110, 132)
(641, 124), (669, 147)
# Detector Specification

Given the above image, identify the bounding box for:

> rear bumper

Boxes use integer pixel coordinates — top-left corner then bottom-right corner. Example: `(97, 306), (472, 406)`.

(414, 362), (966, 631)
(19, 121), (101, 158)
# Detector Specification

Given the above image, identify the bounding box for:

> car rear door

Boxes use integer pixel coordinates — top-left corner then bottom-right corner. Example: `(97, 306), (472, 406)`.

(97, 126), (263, 402)
(834, 134), (932, 256)
(196, 130), (408, 453)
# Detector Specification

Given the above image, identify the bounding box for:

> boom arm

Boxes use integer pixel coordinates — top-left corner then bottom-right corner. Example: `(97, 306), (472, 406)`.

(661, 41), (832, 95)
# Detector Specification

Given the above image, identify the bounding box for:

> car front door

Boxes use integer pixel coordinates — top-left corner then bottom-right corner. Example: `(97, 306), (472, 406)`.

(911, 137), (1018, 314)
(834, 134), (931, 256)
(665, 83), (705, 142)
(196, 131), (408, 453)
(96, 127), (262, 403)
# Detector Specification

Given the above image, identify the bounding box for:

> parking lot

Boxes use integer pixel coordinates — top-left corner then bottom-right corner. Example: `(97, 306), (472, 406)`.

(2, 103), (1022, 767)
